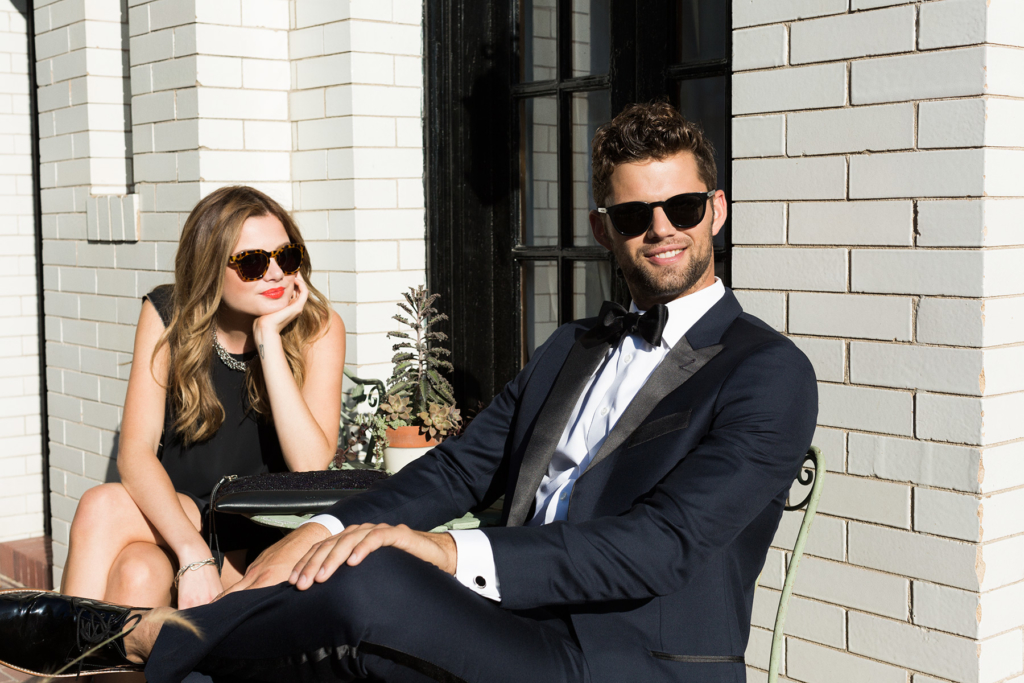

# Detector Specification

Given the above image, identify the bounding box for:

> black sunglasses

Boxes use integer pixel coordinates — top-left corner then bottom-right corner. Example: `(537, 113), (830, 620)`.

(227, 243), (305, 281)
(597, 190), (716, 237)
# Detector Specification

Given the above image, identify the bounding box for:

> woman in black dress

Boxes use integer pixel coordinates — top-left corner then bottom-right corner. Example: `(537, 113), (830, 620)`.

(59, 186), (346, 610)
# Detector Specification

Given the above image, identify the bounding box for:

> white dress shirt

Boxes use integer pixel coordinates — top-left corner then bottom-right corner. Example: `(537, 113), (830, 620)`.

(305, 280), (726, 602)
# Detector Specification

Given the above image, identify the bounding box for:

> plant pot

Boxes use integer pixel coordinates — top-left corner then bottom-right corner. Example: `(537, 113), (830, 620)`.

(383, 426), (441, 473)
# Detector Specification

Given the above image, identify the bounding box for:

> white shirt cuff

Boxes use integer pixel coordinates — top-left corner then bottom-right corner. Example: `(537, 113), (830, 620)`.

(449, 529), (501, 601)
(301, 514), (344, 536)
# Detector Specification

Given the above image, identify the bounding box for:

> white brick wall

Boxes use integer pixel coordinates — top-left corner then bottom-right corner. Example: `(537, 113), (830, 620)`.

(733, 1), (1024, 681)
(0, 0), (43, 543)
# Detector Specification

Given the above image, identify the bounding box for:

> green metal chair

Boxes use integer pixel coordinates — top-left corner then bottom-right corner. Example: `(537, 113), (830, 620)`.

(762, 446), (826, 683)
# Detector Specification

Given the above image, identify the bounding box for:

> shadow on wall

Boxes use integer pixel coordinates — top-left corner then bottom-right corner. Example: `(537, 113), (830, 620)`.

(105, 432), (121, 484)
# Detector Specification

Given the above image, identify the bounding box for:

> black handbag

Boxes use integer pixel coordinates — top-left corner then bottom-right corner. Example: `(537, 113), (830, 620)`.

(210, 469), (391, 516)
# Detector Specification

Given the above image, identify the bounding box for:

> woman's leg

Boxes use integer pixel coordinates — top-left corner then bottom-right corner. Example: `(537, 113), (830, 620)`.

(105, 542), (178, 607)
(61, 483), (203, 600)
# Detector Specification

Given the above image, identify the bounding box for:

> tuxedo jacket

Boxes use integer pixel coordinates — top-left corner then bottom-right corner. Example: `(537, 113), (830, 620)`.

(325, 288), (818, 683)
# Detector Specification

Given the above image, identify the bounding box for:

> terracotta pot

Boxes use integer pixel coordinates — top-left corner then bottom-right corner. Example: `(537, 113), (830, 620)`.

(383, 426), (441, 472)
(385, 426), (441, 448)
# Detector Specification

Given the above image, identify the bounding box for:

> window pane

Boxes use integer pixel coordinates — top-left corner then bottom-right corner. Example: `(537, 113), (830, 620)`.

(572, 260), (612, 320)
(677, 75), (728, 252)
(521, 96), (559, 246)
(571, 90), (611, 246)
(572, 0), (611, 76)
(677, 75), (726, 192)
(522, 260), (559, 361)
(676, 0), (729, 64)
(519, 0), (557, 81)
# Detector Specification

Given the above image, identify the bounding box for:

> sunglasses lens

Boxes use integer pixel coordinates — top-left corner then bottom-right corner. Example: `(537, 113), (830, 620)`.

(235, 252), (269, 280)
(663, 194), (707, 228)
(276, 245), (303, 274)
(607, 203), (652, 236)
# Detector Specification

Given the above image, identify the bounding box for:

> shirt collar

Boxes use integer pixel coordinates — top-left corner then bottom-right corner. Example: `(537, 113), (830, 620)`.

(629, 278), (726, 349)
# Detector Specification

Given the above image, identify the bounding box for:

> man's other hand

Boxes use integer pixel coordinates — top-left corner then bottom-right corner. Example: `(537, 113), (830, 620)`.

(219, 521), (332, 598)
(289, 523), (457, 590)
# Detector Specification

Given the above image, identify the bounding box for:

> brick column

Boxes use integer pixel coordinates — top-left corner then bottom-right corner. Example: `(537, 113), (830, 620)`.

(32, 0), (134, 585)
(290, 0), (425, 380)
(732, 1), (1024, 682)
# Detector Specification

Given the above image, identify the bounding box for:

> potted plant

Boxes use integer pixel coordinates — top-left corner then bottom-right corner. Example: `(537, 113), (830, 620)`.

(377, 286), (462, 472)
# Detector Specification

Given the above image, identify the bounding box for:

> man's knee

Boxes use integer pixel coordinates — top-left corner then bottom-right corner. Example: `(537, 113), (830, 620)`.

(318, 548), (439, 622)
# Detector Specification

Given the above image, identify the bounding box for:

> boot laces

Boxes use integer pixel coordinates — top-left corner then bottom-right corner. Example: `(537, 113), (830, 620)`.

(69, 599), (140, 676)
(75, 601), (124, 651)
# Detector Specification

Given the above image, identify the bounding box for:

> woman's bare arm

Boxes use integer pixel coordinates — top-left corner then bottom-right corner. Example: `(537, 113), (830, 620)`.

(254, 274), (346, 471)
(117, 299), (223, 606)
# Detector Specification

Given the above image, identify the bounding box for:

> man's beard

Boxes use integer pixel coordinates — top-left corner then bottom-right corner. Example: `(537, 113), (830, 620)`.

(615, 224), (714, 305)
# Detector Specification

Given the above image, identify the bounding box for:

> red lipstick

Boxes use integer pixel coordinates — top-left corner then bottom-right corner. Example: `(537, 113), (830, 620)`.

(261, 287), (285, 299)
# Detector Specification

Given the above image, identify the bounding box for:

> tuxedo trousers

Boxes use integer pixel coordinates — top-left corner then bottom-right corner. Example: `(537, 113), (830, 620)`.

(144, 547), (589, 683)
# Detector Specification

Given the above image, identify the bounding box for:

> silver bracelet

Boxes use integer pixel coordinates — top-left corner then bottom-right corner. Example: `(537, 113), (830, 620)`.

(174, 557), (217, 588)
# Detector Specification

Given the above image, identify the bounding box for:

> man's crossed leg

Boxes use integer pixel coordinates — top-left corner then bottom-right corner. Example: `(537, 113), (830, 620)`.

(132, 548), (588, 683)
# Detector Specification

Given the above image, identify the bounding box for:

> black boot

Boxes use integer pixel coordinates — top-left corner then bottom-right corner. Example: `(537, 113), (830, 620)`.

(0, 590), (146, 677)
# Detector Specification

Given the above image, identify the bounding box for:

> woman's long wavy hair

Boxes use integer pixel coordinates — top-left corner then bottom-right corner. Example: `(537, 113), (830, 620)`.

(152, 186), (332, 445)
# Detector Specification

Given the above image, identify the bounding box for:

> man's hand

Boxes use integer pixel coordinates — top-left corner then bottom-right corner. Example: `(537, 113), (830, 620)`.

(219, 522), (332, 598)
(289, 523), (457, 590)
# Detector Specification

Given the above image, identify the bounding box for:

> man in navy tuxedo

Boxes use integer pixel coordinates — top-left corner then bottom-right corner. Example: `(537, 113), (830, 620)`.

(13, 102), (818, 683)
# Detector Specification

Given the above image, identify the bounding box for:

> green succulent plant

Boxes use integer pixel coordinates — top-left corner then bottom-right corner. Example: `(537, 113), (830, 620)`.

(380, 394), (413, 425)
(417, 403), (462, 440)
(382, 286), (462, 439)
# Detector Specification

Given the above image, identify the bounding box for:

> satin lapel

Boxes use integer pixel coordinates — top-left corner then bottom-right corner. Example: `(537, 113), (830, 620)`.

(505, 330), (612, 527)
(585, 335), (724, 474)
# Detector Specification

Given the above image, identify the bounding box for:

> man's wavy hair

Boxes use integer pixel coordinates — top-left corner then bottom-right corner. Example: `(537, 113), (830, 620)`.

(591, 101), (717, 208)
(152, 185), (332, 445)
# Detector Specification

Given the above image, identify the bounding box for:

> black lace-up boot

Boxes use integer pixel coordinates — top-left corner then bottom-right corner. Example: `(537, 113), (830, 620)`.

(0, 590), (146, 677)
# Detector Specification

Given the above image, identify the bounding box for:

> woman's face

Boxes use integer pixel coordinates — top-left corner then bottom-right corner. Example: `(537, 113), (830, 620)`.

(221, 214), (297, 319)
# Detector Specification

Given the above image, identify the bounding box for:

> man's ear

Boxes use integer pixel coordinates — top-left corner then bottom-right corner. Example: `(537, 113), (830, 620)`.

(590, 210), (613, 251)
(710, 190), (728, 237)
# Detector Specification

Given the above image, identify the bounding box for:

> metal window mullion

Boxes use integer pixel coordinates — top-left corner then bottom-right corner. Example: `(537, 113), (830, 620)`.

(557, 0), (571, 82)
(511, 75), (610, 99)
(666, 59), (730, 80)
(556, 86), (573, 253)
(559, 256), (574, 325)
(512, 80), (559, 98)
(512, 246), (608, 258)
(721, 43), (733, 286)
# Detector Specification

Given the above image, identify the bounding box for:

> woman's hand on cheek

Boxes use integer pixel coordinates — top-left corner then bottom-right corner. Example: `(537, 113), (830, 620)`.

(253, 272), (309, 342)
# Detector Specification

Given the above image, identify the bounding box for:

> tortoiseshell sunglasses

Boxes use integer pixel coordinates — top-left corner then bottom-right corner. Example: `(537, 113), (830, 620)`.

(227, 243), (305, 281)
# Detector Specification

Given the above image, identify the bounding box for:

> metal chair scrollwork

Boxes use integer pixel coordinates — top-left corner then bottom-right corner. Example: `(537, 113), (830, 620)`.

(766, 446), (826, 683)
(337, 368), (386, 463)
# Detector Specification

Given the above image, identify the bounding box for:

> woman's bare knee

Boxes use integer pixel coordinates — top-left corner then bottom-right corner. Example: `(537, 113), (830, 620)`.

(70, 484), (133, 543)
(107, 542), (175, 606)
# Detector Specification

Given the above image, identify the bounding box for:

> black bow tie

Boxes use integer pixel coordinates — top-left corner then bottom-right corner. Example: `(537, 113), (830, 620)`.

(592, 301), (669, 348)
